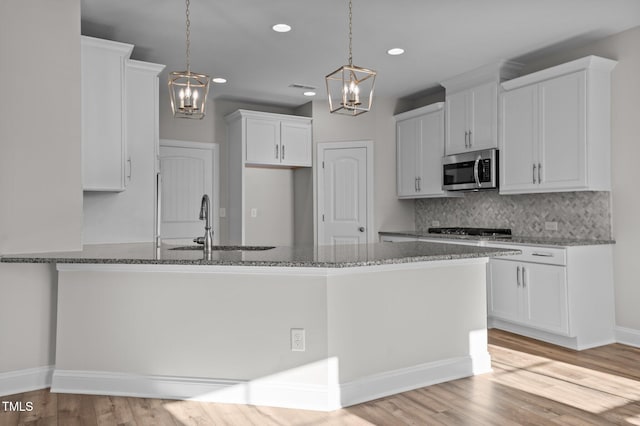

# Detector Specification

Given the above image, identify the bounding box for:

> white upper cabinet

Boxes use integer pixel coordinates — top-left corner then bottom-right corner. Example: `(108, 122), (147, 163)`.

(81, 36), (133, 192)
(441, 62), (521, 155)
(500, 56), (617, 194)
(238, 110), (312, 168)
(395, 103), (453, 198)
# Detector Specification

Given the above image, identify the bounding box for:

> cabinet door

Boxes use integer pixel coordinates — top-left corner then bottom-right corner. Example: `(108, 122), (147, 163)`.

(522, 263), (569, 335)
(445, 91), (469, 155)
(500, 85), (539, 193)
(280, 120), (312, 166)
(487, 260), (521, 323)
(81, 39), (129, 191)
(396, 117), (419, 197)
(245, 117), (281, 165)
(417, 110), (446, 196)
(469, 82), (498, 151)
(538, 71), (586, 190)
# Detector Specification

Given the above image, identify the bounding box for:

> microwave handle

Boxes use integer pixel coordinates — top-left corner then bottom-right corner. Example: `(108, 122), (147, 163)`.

(473, 155), (481, 187)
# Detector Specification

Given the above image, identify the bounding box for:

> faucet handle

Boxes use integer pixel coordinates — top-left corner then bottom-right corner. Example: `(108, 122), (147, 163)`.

(193, 237), (205, 245)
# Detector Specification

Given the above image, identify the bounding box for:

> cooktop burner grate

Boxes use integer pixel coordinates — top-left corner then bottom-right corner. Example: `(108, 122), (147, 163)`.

(427, 227), (512, 237)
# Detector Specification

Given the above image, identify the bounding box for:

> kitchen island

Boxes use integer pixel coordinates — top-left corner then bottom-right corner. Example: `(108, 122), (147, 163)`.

(2, 241), (518, 411)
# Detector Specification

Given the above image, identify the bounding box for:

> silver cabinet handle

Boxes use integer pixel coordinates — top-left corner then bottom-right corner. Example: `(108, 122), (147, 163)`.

(417, 177), (422, 192)
(275, 144), (279, 159)
(468, 130), (472, 147)
(516, 266), (521, 287)
(538, 162), (542, 184)
(522, 267), (527, 288)
(282, 144), (285, 160)
(127, 157), (132, 180)
(533, 164), (537, 184)
(358, 226), (365, 232)
(464, 131), (468, 148)
(532, 252), (553, 257)
(414, 177), (418, 192)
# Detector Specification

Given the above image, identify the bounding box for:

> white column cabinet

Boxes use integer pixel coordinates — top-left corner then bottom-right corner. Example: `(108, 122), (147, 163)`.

(500, 56), (617, 194)
(243, 112), (312, 167)
(395, 103), (453, 198)
(81, 36), (134, 192)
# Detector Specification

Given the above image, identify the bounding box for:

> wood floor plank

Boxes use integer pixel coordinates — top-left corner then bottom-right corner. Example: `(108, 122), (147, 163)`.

(127, 397), (177, 426)
(3, 330), (640, 425)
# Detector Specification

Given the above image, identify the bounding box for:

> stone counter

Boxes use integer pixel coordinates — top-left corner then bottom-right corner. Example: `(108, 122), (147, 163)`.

(0, 241), (519, 268)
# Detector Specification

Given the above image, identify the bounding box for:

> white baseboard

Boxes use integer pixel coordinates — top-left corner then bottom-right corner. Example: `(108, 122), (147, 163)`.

(339, 355), (487, 408)
(0, 366), (53, 397)
(52, 355), (486, 412)
(615, 326), (640, 348)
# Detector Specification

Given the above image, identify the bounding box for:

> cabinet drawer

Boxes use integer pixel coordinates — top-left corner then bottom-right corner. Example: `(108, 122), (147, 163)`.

(486, 243), (566, 265)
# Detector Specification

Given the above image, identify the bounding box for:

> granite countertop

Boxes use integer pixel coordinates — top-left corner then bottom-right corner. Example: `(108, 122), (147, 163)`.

(0, 241), (520, 268)
(379, 231), (615, 247)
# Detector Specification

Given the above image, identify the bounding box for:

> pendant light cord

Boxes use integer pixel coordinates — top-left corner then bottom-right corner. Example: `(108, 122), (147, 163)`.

(185, 0), (191, 73)
(348, 0), (353, 66)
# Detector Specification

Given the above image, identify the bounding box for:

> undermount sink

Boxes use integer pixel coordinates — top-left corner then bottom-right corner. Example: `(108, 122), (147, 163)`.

(169, 245), (275, 251)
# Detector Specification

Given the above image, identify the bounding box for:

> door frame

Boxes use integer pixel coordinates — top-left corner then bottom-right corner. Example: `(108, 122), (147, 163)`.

(315, 140), (374, 246)
(159, 139), (220, 244)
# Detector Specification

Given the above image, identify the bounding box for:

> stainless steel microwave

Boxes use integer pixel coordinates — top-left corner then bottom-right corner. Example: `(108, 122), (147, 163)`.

(442, 149), (498, 191)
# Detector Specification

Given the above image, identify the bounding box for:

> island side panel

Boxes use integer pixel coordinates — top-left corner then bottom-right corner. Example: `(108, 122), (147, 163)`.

(326, 259), (491, 407)
(54, 268), (329, 390)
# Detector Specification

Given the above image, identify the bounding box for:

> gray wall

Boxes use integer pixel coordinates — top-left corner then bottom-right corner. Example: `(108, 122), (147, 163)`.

(0, 0), (82, 254)
(0, 0), (81, 376)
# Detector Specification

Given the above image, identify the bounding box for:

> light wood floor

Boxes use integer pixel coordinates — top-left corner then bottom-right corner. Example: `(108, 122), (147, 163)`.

(2, 329), (640, 426)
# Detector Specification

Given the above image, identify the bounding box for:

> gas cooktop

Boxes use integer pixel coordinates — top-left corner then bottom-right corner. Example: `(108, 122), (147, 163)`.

(427, 227), (512, 237)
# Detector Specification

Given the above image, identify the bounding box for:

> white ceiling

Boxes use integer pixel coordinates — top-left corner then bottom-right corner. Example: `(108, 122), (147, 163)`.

(81, 0), (640, 107)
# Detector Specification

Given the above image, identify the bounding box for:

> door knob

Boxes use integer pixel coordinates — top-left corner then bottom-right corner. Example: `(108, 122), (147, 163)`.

(359, 226), (365, 232)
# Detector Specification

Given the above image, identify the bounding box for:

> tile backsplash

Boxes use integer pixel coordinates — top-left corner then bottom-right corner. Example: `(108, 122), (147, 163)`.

(415, 191), (612, 239)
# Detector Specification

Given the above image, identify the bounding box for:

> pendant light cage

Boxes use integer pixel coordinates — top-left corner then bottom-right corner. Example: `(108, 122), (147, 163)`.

(168, 0), (210, 119)
(325, 0), (376, 116)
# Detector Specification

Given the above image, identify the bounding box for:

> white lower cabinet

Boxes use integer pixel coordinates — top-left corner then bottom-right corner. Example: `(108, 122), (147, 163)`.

(488, 258), (569, 335)
(486, 242), (615, 350)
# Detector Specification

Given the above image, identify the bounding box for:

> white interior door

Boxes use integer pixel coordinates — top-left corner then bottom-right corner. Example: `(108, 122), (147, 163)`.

(159, 140), (218, 242)
(318, 142), (372, 246)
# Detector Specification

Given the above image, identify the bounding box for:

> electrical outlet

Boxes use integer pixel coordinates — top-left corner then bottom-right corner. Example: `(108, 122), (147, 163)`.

(219, 207), (226, 218)
(545, 221), (558, 231)
(291, 328), (305, 352)
(431, 220), (440, 227)
(250, 208), (257, 218)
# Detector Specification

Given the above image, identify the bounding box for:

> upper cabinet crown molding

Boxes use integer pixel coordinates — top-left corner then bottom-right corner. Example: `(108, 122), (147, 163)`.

(81, 35), (134, 56)
(440, 60), (523, 94)
(501, 55), (617, 91)
(393, 102), (444, 121)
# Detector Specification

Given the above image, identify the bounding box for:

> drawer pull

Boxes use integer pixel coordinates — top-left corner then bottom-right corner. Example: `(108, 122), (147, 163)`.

(532, 252), (554, 257)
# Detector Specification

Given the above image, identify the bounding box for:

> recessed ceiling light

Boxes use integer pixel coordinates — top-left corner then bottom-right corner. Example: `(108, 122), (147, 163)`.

(212, 77), (227, 84)
(303, 91), (316, 97)
(387, 48), (405, 56)
(272, 24), (292, 33)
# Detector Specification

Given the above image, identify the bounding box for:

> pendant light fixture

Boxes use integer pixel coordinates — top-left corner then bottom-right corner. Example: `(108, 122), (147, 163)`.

(168, 0), (210, 119)
(325, 0), (376, 116)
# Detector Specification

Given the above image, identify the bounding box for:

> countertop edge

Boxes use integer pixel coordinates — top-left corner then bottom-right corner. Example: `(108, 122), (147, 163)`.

(379, 231), (615, 247)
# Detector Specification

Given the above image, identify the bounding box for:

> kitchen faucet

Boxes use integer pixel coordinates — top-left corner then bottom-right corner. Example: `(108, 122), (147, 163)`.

(194, 194), (213, 252)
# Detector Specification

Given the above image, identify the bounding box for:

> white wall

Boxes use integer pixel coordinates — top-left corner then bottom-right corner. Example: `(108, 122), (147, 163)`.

(0, 0), (81, 385)
(311, 97), (416, 238)
(519, 26), (640, 333)
(0, 0), (82, 254)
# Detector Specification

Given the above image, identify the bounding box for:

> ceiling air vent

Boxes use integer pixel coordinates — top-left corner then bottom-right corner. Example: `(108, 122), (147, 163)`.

(289, 83), (316, 90)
